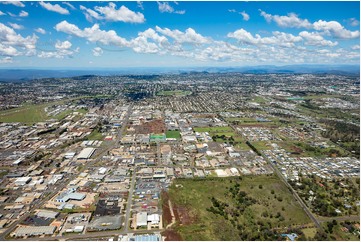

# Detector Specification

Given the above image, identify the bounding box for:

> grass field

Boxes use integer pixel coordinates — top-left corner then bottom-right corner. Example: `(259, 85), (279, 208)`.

(0, 103), (49, 124)
(166, 130), (181, 139)
(156, 90), (191, 96)
(169, 175), (311, 240)
(86, 130), (104, 140)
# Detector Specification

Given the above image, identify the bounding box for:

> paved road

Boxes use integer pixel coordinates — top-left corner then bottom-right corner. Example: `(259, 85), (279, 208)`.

(123, 168), (137, 234)
(6, 229), (164, 241)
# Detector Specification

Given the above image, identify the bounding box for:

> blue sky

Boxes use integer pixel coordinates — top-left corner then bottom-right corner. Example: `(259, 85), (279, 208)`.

(0, 1), (359, 68)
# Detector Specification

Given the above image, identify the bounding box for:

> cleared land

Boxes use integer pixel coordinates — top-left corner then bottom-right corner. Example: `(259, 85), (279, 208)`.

(168, 175), (312, 241)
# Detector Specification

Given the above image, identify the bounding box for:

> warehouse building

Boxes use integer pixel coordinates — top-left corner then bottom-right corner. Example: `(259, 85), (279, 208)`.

(12, 226), (56, 237)
(77, 148), (96, 160)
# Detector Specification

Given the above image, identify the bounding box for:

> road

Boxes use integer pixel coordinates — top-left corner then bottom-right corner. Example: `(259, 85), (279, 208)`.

(0, 104), (133, 240)
(123, 168), (137, 233)
(7, 228), (164, 241)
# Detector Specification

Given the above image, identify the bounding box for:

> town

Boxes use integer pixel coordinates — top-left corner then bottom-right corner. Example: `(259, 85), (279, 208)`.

(0, 72), (359, 241)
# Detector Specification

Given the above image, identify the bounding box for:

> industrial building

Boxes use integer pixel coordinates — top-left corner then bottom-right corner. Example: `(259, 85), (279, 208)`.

(12, 226), (56, 237)
(77, 147), (96, 160)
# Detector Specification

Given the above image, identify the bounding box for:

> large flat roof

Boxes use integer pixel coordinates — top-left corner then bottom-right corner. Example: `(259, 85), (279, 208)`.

(77, 147), (96, 159)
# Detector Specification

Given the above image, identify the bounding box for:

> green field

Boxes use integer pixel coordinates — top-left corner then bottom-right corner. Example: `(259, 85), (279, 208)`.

(168, 175), (312, 240)
(0, 103), (49, 124)
(156, 90), (191, 96)
(86, 129), (104, 140)
(166, 130), (181, 139)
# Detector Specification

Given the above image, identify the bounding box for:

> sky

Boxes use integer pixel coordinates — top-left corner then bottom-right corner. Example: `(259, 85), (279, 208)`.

(0, 1), (360, 68)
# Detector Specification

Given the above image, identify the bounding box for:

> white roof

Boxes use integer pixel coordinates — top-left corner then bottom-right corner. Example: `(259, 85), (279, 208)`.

(77, 148), (95, 159)
(136, 212), (148, 227)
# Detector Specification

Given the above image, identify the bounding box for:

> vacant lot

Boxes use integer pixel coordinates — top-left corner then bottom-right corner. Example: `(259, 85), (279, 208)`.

(168, 175), (311, 240)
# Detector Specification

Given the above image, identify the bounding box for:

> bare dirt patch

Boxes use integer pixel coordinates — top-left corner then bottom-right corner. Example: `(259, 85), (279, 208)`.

(162, 229), (183, 241)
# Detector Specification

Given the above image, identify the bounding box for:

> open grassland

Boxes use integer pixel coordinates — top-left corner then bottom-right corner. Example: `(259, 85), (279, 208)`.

(168, 175), (311, 240)
(0, 103), (50, 124)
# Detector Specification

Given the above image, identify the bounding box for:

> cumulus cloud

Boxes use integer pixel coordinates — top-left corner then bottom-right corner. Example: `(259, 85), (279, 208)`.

(299, 31), (338, 46)
(351, 45), (360, 50)
(157, 2), (185, 14)
(240, 11), (250, 21)
(38, 40), (78, 58)
(39, 2), (69, 15)
(80, 2), (145, 23)
(8, 22), (24, 30)
(35, 28), (46, 34)
(55, 40), (72, 50)
(92, 47), (103, 56)
(55, 20), (129, 47)
(0, 11), (6, 16)
(313, 20), (360, 39)
(260, 10), (312, 28)
(1, 1), (25, 7)
(227, 28), (301, 47)
(0, 23), (37, 57)
(155, 26), (210, 44)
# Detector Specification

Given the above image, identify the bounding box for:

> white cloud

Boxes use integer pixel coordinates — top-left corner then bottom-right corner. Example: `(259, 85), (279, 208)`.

(0, 23), (37, 57)
(7, 12), (17, 17)
(1, 1), (25, 7)
(313, 20), (360, 39)
(157, 2), (185, 14)
(0, 43), (19, 56)
(346, 18), (359, 26)
(228, 9), (236, 13)
(158, 2), (174, 13)
(0, 11), (5, 16)
(155, 26), (210, 44)
(35, 28), (46, 34)
(299, 31), (338, 46)
(62, 2), (76, 10)
(92, 47), (103, 56)
(80, 5), (101, 22)
(55, 40), (72, 50)
(55, 20), (129, 47)
(227, 28), (301, 47)
(19, 10), (28, 17)
(240, 11), (250, 21)
(38, 40), (78, 59)
(39, 2), (69, 15)
(0, 56), (13, 63)
(137, 1), (144, 10)
(260, 10), (312, 28)
(8, 22), (24, 30)
(130, 28), (170, 54)
(351, 45), (360, 50)
(80, 3), (145, 23)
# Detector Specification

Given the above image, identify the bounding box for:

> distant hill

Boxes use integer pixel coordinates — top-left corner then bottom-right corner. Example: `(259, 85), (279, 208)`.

(0, 64), (359, 82)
